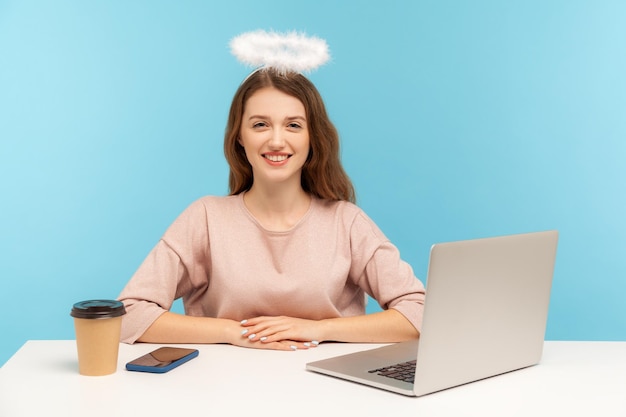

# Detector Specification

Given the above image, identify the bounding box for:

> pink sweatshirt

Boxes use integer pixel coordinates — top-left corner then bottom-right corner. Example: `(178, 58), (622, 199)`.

(118, 193), (426, 343)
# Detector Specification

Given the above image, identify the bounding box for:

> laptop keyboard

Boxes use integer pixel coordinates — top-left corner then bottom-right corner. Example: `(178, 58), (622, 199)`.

(369, 360), (416, 383)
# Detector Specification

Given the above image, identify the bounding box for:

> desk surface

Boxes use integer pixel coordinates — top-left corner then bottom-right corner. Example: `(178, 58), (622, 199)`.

(1, 340), (625, 417)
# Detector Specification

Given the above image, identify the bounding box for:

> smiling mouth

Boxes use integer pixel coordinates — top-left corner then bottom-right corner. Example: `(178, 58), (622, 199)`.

(263, 154), (291, 162)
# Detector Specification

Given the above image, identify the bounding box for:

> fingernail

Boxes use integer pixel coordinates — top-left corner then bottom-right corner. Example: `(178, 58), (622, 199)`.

(303, 342), (311, 347)
(248, 333), (256, 339)
(260, 336), (267, 342)
(290, 345), (297, 351)
(311, 340), (319, 345)
(241, 329), (248, 335)
(240, 319), (248, 325)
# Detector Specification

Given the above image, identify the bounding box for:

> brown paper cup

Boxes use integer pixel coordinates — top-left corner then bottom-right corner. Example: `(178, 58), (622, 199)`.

(70, 300), (126, 376)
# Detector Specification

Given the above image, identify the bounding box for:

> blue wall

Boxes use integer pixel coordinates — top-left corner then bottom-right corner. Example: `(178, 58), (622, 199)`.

(1, 0), (625, 365)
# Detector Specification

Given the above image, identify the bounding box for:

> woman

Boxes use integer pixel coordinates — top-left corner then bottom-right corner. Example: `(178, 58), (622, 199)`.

(118, 68), (426, 350)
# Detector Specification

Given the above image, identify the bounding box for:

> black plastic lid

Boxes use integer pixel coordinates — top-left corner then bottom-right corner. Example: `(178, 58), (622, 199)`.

(70, 299), (126, 319)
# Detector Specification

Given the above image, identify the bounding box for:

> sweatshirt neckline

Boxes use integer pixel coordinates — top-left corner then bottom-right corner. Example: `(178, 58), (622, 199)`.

(237, 192), (316, 235)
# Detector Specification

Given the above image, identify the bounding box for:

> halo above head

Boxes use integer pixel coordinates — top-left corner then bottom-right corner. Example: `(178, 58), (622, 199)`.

(230, 30), (330, 74)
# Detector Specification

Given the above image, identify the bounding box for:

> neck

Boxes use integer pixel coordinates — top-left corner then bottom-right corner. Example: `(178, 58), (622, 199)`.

(243, 184), (311, 231)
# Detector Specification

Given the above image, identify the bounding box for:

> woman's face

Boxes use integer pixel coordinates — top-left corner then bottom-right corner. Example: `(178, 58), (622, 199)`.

(238, 87), (310, 188)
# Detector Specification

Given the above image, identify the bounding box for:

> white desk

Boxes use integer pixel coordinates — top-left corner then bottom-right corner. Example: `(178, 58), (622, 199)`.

(1, 341), (624, 417)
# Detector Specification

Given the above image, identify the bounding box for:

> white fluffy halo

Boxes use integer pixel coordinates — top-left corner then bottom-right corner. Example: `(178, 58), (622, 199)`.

(230, 30), (330, 74)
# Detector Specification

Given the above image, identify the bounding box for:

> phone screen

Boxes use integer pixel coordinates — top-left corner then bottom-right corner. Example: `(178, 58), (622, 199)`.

(126, 347), (198, 372)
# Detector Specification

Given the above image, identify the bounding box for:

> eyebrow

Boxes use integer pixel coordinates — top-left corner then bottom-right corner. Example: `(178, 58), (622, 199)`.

(247, 115), (307, 122)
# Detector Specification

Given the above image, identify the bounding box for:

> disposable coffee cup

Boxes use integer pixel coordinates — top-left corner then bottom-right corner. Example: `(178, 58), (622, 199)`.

(70, 299), (126, 376)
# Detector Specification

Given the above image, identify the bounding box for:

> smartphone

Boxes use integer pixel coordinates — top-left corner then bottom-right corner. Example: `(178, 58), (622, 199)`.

(125, 347), (199, 373)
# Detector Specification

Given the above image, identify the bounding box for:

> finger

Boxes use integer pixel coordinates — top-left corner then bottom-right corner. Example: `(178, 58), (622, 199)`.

(256, 329), (313, 345)
(256, 340), (308, 351)
(243, 321), (293, 341)
(240, 324), (281, 340)
(240, 318), (284, 335)
(286, 341), (314, 350)
(249, 326), (292, 342)
(235, 338), (295, 351)
(240, 316), (280, 326)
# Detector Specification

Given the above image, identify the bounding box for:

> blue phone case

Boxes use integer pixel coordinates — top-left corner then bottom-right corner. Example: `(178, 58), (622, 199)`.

(125, 347), (199, 373)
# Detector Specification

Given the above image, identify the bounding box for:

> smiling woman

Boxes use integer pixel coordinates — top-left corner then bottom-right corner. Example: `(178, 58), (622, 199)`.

(224, 69), (355, 204)
(238, 87), (310, 192)
(116, 32), (426, 351)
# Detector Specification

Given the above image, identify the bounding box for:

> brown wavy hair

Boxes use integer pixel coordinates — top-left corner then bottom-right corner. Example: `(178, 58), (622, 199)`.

(224, 68), (356, 203)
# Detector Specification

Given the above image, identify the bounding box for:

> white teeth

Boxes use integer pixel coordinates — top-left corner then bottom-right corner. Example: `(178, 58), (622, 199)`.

(265, 154), (289, 162)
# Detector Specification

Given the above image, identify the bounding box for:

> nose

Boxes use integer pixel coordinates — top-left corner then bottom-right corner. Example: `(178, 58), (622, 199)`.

(268, 129), (285, 149)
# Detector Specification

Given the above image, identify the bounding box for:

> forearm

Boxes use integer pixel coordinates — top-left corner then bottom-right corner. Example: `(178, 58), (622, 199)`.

(318, 309), (419, 343)
(137, 311), (240, 344)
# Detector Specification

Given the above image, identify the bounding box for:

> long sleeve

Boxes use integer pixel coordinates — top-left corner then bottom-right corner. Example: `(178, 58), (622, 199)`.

(346, 210), (426, 331)
(118, 199), (211, 343)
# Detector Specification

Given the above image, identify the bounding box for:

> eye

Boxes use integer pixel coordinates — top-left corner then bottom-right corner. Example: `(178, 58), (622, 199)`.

(287, 122), (302, 129)
(253, 121), (268, 128)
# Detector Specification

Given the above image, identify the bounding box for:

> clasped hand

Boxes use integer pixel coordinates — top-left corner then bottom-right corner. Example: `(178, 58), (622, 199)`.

(237, 316), (321, 351)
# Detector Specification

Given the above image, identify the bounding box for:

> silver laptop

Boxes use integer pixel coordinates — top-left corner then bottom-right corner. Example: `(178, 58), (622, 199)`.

(306, 230), (559, 396)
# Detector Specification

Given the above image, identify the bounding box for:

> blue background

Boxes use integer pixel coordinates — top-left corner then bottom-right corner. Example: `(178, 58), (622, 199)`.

(1, 0), (625, 366)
